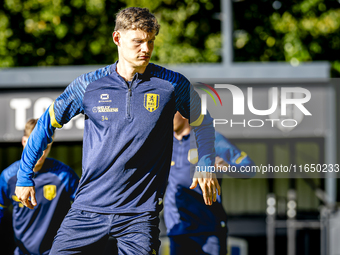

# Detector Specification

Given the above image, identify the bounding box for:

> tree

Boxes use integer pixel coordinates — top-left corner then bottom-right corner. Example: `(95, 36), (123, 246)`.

(2, 0), (339, 76)
(0, 0), (221, 67)
(233, 0), (340, 76)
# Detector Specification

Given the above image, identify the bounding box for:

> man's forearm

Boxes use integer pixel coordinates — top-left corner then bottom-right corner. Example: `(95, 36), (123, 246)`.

(191, 112), (216, 168)
(17, 108), (55, 186)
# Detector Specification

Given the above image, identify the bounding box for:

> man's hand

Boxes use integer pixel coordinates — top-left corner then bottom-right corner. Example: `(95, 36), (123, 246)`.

(190, 171), (221, 206)
(215, 156), (229, 168)
(15, 186), (37, 209)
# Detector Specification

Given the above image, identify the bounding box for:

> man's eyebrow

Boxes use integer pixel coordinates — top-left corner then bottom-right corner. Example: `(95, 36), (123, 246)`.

(132, 36), (156, 40)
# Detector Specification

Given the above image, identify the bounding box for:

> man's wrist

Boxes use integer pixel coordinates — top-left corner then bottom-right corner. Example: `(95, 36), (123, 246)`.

(196, 154), (216, 173)
(16, 169), (35, 187)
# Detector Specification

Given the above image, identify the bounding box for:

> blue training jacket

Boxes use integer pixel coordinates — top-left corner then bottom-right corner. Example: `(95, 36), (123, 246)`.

(164, 131), (256, 236)
(0, 158), (79, 255)
(17, 62), (215, 214)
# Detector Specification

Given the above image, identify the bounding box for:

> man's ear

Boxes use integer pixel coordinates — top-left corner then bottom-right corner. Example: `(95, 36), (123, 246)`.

(22, 136), (28, 148)
(113, 31), (120, 46)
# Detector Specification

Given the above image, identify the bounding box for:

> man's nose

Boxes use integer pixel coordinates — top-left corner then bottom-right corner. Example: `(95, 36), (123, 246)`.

(141, 42), (150, 52)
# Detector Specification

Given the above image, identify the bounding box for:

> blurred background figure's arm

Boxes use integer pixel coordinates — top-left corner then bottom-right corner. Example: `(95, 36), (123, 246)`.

(214, 131), (256, 179)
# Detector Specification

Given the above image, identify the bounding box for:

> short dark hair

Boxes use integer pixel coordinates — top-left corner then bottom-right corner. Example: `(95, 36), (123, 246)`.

(115, 7), (160, 35)
(24, 119), (38, 137)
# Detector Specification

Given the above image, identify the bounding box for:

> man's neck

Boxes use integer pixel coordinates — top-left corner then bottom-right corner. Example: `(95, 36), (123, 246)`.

(33, 159), (46, 172)
(33, 162), (43, 172)
(174, 124), (191, 141)
(116, 61), (147, 81)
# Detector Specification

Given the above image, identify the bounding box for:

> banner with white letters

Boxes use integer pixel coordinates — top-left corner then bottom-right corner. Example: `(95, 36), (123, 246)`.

(0, 91), (84, 142)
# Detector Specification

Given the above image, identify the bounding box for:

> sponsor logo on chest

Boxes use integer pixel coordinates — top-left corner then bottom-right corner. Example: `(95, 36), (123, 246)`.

(92, 93), (118, 113)
(92, 106), (118, 113)
(99, 93), (112, 103)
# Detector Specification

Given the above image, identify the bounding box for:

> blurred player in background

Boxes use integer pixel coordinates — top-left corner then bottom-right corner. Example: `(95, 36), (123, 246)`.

(0, 119), (79, 255)
(15, 7), (218, 255)
(164, 112), (256, 255)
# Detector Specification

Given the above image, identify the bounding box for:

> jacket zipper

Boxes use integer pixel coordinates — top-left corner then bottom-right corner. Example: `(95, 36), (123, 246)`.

(127, 88), (132, 118)
(125, 74), (137, 119)
(178, 140), (183, 167)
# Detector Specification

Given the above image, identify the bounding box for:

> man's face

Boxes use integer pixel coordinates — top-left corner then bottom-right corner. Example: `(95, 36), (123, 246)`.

(114, 29), (156, 69)
(173, 112), (188, 132)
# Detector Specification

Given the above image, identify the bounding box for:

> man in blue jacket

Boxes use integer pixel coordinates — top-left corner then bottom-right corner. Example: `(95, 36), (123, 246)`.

(164, 112), (256, 255)
(15, 7), (218, 255)
(0, 119), (79, 255)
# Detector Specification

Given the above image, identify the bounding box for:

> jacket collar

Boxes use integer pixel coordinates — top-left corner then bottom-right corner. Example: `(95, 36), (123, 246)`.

(110, 61), (153, 84)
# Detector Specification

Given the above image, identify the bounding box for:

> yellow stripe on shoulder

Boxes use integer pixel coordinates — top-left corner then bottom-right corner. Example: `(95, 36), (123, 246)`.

(49, 102), (62, 128)
(190, 114), (204, 127)
(0, 204), (8, 208)
(235, 151), (247, 164)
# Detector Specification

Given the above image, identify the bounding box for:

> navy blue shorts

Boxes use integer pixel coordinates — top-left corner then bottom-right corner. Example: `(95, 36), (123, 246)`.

(169, 232), (227, 255)
(49, 208), (160, 255)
